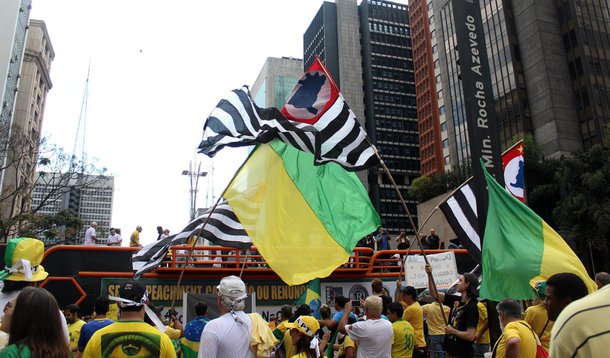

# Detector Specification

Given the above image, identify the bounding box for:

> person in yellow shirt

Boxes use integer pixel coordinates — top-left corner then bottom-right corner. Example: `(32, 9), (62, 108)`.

(130, 225), (142, 247)
(388, 301), (415, 358)
(272, 306), (292, 338)
(524, 276), (553, 352)
(421, 300), (450, 358)
(336, 333), (356, 358)
(491, 299), (537, 358)
(285, 315), (330, 358)
(397, 284), (426, 357)
(64, 303), (86, 354)
(474, 301), (490, 356)
(83, 280), (176, 358)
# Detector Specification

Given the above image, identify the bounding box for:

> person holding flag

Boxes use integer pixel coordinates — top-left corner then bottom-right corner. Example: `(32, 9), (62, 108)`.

(426, 264), (479, 358)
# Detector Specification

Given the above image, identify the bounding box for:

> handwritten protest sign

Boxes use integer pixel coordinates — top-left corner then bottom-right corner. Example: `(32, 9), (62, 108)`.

(404, 251), (458, 289)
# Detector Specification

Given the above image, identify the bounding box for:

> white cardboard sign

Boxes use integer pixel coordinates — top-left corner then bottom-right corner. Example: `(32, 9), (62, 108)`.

(404, 251), (459, 289)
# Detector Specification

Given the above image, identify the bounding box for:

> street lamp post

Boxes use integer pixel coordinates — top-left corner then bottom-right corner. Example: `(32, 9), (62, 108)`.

(182, 161), (207, 221)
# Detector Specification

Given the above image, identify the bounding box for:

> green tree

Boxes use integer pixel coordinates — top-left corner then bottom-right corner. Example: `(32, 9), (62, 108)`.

(551, 145), (610, 272)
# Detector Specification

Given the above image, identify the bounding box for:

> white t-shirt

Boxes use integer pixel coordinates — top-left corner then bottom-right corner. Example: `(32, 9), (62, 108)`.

(83, 227), (97, 245)
(198, 311), (254, 358)
(107, 233), (122, 245)
(347, 318), (393, 358)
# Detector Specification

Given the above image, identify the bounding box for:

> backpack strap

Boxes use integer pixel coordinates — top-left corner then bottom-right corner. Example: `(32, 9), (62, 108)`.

(519, 321), (542, 346)
(537, 318), (549, 338)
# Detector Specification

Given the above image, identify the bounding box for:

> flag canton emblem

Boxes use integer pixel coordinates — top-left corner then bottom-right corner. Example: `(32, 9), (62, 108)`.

(282, 70), (338, 124)
(502, 143), (524, 202)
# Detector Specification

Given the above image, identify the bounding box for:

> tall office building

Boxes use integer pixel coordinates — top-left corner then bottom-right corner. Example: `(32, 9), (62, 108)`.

(417, 0), (609, 174)
(410, 0), (446, 176)
(251, 57), (304, 108)
(0, 0), (32, 193)
(0, 19), (55, 221)
(32, 173), (115, 242)
(304, 0), (419, 234)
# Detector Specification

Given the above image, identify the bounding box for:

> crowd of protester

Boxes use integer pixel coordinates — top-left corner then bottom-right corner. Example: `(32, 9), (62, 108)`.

(0, 237), (608, 357)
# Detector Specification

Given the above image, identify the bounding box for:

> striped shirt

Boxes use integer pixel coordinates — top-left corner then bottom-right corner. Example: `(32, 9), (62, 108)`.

(550, 284), (610, 357)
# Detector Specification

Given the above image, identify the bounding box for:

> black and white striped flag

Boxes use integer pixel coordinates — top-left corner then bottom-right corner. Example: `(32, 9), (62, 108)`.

(198, 58), (378, 171)
(132, 201), (251, 278)
(439, 178), (482, 262)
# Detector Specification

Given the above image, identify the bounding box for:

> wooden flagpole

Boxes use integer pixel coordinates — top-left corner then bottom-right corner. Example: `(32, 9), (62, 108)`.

(316, 56), (448, 321)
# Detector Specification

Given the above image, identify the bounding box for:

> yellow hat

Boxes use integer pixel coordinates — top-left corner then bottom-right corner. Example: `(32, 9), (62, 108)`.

(529, 276), (548, 299)
(285, 315), (320, 337)
(0, 238), (48, 282)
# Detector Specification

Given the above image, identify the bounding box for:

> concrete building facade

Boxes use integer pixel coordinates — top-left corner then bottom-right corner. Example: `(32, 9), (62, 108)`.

(0, 19), (55, 223)
(251, 56), (304, 108)
(417, 0), (609, 175)
(0, 0), (32, 191)
(32, 173), (115, 243)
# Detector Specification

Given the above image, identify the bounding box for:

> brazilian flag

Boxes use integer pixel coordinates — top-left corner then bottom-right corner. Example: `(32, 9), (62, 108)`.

(295, 278), (321, 319)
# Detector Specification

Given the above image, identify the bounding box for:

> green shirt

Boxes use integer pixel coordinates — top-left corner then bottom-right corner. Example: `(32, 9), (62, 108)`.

(0, 344), (31, 358)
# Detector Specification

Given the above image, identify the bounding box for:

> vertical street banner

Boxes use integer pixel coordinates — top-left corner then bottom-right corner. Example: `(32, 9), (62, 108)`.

(501, 140), (525, 202)
(451, 0), (504, 236)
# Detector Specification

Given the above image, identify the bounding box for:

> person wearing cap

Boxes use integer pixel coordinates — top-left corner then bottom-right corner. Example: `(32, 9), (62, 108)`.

(82, 280), (176, 358)
(524, 276), (553, 352)
(83, 222), (99, 245)
(130, 225), (143, 248)
(198, 275), (254, 358)
(0, 237), (71, 347)
(285, 315), (330, 358)
(0, 238), (51, 317)
(338, 296), (393, 358)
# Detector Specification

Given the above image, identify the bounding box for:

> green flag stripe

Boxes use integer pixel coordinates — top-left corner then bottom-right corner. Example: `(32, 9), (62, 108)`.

(269, 140), (380, 252)
(480, 167), (543, 300)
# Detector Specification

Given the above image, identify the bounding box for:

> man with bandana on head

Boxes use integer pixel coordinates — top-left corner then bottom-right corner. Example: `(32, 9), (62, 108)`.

(198, 275), (255, 358)
(82, 280), (176, 357)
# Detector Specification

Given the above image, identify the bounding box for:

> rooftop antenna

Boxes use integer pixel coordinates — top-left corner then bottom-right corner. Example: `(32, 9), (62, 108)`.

(71, 61), (91, 173)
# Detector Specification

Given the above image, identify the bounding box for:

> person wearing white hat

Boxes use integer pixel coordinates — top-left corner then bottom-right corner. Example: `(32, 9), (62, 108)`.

(198, 275), (255, 358)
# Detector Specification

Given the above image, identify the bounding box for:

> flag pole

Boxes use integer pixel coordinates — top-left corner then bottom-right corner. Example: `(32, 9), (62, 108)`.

(409, 177), (476, 325)
(169, 148), (256, 310)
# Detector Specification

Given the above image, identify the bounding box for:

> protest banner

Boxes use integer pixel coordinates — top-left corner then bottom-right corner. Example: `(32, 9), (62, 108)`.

(404, 251), (459, 289)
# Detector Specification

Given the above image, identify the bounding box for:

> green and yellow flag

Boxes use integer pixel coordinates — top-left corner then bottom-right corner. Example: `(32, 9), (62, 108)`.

(479, 165), (597, 300)
(295, 278), (322, 318)
(225, 140), (381, 285)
